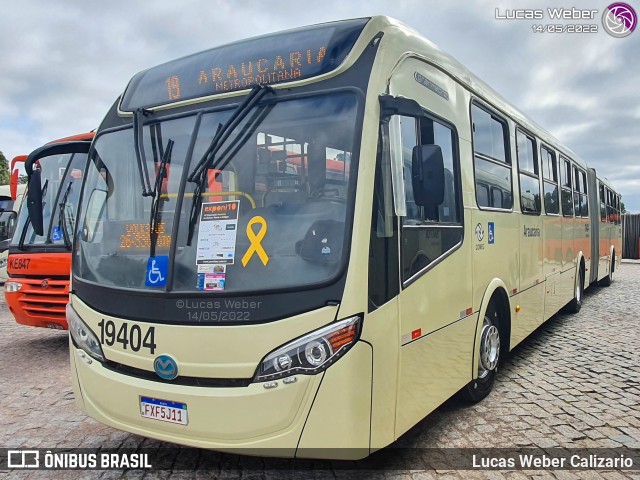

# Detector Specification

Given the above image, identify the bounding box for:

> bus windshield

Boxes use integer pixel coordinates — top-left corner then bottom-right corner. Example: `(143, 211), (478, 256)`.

(74, 92), (359, 293)
(12, 152), (87, 247)
(0, 212), (17, 243)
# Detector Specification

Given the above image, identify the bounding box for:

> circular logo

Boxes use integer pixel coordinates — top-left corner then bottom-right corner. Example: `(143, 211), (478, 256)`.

(41, 279), (49, 289)
(154, 354), (179, 380)
(602, 3), (637, 37)
(475, 223), (485, 242)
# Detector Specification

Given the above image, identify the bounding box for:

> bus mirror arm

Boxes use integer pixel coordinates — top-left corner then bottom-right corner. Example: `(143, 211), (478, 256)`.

(379, 94), (423, 119)
(10, 169), (20, 201)
(412, 145), (445, 207)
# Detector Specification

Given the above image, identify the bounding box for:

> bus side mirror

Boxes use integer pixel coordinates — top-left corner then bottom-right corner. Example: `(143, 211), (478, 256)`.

(27, 170), (44, 236)
(412, 144), (444, 207)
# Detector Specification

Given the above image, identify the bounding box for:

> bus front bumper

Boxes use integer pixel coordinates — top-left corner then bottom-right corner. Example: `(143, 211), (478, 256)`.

(70, 337), (373, 458)
(5, 280), (70, 330)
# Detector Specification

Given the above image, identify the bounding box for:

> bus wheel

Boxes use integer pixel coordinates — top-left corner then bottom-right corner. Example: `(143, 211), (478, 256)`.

(567, 267), (584, 313)
(461, 306), (500, 403)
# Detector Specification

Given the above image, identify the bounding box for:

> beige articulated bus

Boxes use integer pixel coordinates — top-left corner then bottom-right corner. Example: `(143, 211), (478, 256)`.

(47, 17), (621, 459)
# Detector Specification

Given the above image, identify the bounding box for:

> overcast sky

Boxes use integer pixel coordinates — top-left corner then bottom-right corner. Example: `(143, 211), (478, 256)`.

(1, 0), (638, 210)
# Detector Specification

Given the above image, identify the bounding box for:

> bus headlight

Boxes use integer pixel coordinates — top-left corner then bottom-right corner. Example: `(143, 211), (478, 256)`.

(254, 315), (361, 382)
(5, 281), (22, 292)
(67, 304), (105, 362)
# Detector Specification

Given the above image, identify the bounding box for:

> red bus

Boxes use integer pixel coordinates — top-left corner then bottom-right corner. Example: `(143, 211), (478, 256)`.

(5, 132), (94, 329)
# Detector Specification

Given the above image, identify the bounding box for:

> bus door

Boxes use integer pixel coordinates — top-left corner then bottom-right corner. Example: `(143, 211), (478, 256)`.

(559, 156), (576, 299)
(587, 169), (599, 284)
(540, 146), (562, 319)
(514, 130), (544, 339)
(385, 59), (472, 437)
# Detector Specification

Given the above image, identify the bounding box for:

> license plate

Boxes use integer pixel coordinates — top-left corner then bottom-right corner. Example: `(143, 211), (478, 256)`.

(140, 396), (188, 425)
(45, 322), (65, 330)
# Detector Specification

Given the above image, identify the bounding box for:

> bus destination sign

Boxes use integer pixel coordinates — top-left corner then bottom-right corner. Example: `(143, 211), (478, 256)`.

(120, 18), (368, 111)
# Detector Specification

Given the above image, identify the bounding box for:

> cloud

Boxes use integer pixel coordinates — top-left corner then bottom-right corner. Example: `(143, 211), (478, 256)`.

(1, 0), (638, 211)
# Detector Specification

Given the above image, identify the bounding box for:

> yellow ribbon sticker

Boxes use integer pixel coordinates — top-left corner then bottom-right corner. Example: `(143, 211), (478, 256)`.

(241, 216), (269, 267)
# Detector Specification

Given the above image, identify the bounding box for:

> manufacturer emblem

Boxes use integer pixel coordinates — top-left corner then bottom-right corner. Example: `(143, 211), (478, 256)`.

(154, 355), (179, 380)
(41, 279), (49, 289)
(475, 223), (485, 242)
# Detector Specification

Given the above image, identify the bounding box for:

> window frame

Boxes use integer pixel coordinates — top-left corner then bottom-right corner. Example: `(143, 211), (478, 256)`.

(560, 155), (574, 218)
(470, 99), (513, 213)
(540, 144), (560, 216)
(397, 107), (465, 288)
(515, 127), (541, 216)
(606, 187), (613, 224)
(573, 165), (589, 218)
(599, 182), (606, 222)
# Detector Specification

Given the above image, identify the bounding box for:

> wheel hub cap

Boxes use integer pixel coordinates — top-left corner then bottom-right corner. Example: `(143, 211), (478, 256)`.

(479, 323), (500, 377)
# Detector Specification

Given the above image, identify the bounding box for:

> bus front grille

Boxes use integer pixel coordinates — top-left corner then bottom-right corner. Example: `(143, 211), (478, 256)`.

(18, 278), (68, 319)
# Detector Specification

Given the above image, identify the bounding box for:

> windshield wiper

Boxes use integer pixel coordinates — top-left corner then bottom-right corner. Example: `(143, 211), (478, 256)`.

(133, 108), (154, 197)
(18, 179), (48, 250)
(56, 182), (73, 248)
(149, 139), (174, 257)
(186, 85), (273, 245)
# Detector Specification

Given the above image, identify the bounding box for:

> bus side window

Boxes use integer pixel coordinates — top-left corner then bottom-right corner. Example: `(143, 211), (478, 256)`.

(572, 165), (582, 217)
(516, 129), (541, 215)
(541, 145), (559, 215)
(579, 170), (588, 217)
(471, 103), (512, 210)
(560, 157), (573, 217)
(599, 183), (606, 221)
(398, 114), (463, 282)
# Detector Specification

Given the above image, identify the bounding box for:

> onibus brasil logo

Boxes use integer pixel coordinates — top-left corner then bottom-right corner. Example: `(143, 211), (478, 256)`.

(602, 3), (637, 37)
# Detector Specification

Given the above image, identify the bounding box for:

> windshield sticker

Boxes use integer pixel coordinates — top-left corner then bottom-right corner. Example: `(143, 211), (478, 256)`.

(146, 256), (168, 287)
(196, 201), (239, 266)
(197, 264), (226, 274)
(241, 216), (269, 267)
(204, 273), (225, 291)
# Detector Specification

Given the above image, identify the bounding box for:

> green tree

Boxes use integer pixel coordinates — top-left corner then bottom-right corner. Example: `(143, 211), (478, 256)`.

(621, 202), (626, 213)
(0, 151), (9, 185)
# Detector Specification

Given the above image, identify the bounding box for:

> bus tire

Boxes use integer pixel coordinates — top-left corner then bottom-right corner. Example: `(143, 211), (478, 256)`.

(566, 265), (584, 313)
(460, 304), (501, 403)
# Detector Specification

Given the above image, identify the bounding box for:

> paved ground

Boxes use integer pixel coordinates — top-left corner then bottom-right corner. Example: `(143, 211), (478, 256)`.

(0, 265), (639, 479)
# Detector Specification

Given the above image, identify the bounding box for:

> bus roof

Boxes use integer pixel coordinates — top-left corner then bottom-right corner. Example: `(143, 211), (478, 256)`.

(45, 131), (95, 145)
(113, 16), (611, 192)
(364, 16), (590, 170)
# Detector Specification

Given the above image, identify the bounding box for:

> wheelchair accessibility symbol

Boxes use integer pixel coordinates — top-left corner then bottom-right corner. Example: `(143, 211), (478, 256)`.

(51, 226), (63, 241)
(146, 256), (168, 287)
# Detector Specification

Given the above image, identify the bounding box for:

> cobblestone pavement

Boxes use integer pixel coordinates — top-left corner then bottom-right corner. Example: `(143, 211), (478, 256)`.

(0, 265), (639, 479)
